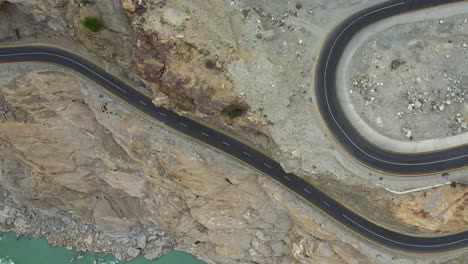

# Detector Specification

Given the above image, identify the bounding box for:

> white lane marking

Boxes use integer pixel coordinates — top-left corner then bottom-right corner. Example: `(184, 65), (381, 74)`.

(139, 100), (147, 106)
(304, 188), (311, 194)
(159, 112), (167, 117)
(113, 86), (126, 93)
(0, 52), (129, 94)
(320, 3), (463, 167)
(264, 163), (272, 169)
(322, 201), (330, 207)
(201, 132), (209, 137)
(341, 214), (468, 247)
(222, 141), (231, 147)
(243, 152), (252, 157)
(117, 86), (127, 93)
(8, 50), (464, 166)
(283, 175), (292, 181)
(6, 49), (467, 249)
(179, 122), (188, 127)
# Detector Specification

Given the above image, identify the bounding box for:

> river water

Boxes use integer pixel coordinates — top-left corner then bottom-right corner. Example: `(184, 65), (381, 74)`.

(0, 232), (205, 264)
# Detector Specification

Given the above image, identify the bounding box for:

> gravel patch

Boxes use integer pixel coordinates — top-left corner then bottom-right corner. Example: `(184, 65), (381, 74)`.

(350, 14), (468, 141)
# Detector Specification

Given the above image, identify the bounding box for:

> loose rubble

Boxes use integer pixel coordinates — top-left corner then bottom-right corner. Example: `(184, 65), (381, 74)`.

(0, 188), (174, 262)
(350, 15), (468, 141)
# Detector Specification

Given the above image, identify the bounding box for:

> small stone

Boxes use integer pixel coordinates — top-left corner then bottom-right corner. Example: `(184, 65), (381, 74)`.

(152, 94), (170, 107)
(127, 247), (140, 258)
(456, 113), (463, 123)
(122, 0), (137, 12)
(115, 252), (123, 261)
(86, 234), (93, 245)
(402, 127), (412, 139)
(390, 59), (405, 70)
(414, 101), (422, 109)
(439, 19), (444, 24)
(256, 230), (265, 241)
(438, 104), (445, 111)
(136, 235), (147, 249)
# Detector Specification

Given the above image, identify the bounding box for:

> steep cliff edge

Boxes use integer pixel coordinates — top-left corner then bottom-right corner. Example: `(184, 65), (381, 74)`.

(0, 67), (375, 263)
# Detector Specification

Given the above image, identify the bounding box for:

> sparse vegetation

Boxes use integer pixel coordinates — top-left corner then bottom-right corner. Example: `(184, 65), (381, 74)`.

(82, 17), (102, 32)
(227, 108), (245, 118)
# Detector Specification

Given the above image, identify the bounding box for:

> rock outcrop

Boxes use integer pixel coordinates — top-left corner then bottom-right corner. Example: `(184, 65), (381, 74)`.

(133, 28), (248, 116)
(392, 185), (467, 233)
(0, 67), (368, 263)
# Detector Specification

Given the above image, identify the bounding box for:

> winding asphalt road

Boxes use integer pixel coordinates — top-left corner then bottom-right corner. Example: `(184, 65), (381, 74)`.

(0, 0), (466, 256)
(316, 0), (468, 175)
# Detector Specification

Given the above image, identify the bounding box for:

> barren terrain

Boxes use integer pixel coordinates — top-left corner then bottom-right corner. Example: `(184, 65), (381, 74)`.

(350, 14), (468, 141)
(0, 0), (466, 263)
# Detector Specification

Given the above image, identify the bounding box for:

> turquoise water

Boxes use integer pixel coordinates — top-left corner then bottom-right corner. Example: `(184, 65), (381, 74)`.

(0, 232), (205, 264)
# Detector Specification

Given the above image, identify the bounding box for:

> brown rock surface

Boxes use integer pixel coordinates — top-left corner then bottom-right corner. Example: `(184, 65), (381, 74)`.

(392, 185), (467, 233)
(0, 67), (366, 263)
(122, 0), (138, 12)
(133, 28), (248, 116)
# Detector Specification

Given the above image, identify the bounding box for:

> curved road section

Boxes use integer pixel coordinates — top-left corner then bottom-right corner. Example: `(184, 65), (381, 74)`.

(0, 0), (466, 255)
(315, 0), (468, 175)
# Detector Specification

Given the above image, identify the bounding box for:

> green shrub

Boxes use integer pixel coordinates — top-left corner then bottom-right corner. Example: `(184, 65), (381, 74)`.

(82, 17), (102, 32)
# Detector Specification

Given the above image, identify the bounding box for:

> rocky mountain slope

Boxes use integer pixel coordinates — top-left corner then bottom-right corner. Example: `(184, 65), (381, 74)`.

(0, 0), (466, 263)
(0, 66), (372, 263)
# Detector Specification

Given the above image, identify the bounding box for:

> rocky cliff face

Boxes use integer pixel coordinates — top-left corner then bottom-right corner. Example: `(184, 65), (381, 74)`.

(0, 66), (375, 263)
(133, 28), (248, 116)
(0, 0), (466, 263)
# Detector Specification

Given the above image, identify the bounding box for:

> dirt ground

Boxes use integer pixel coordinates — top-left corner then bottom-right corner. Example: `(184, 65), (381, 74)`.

(350, 14), (468, 141)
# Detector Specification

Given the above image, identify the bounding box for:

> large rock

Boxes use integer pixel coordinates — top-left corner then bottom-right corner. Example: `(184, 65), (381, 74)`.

(133, 28), (248, 116)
